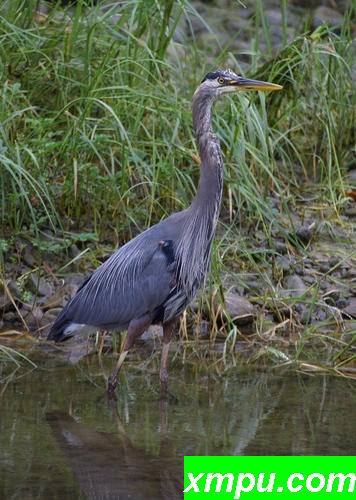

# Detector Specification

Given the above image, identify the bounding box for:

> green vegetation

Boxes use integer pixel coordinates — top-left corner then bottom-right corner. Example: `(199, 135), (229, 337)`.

(0, 0), (355, 375)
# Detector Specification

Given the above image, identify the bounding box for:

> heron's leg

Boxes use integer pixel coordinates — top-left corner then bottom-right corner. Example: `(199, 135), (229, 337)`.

(107, 313), (152, 393)
(160, 318), (178, 396)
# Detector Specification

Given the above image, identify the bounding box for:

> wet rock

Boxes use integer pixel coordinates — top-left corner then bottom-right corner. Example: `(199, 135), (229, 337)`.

(294, 265), (304, 275)
(296, 225), (313, 244)
(141, 325), (162, 341)
(243, 280), (265, 295)
(24, 307), (44, 328)
(304, 259), (314, 269)
(302, 275), (315, 285)
(3, 311), (17, 322)
(319, 262), (330, 273)
(274, 240), (288, 254)
(346, 169), (356, 182)
(328, 256), (340, 268)
(194, 320), (210, 340)
(70, 244), (80, 258)
(294, 303), (309, 325)
(7, 281), (22, 300)
(336, 298), (347, 309)
(22, 246), (38, 267)
(265, 8), (283, 26)
(313, 308), (327, 323)
(21, 302), (33, 312)
(323, 289), (340, 305)
(343, 205), (356, 217)
(213, 292), (255, 326)
(345, 268), (356, 279)
(283, 275), (307, 298)
(313, 6), (344, 29)
(41, 308), (62, 332)
(42, 283), (79, 310)
(275, 255), (292, 274)
(27, 274), (53, 297)
(343, 298), (356, 319)
(0, 293), (12, 311)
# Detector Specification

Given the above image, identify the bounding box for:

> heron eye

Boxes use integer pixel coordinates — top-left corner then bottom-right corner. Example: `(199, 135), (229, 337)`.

(217, 77), (225, 85)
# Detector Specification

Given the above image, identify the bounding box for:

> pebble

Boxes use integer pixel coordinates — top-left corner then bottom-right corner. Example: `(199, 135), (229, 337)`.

(27, 274), (53, 297)
(213, 292), (255, 326)
(275, 255), (292, 274)
(7, 281), (22, 300)
(283, 274), (307, 298)
(346, 268), (356, 279)
(296, 225), (313, 244)
(0, 293), (11, 310)
(346, 169), (356, 182)
(328, 257), (340, 268)
(24, 307), (44, 327)
(41, 283), (79, 310)
(303, 275), (315, 285)
(274, 240), (288, 254)
(243, 280), (265, 295)
(323, 289), (340, 303)
(194, 320), (210, 340)
(343, 298), (356, 319)
(22, 246), (38, 267)
(313, 6), (344, 28)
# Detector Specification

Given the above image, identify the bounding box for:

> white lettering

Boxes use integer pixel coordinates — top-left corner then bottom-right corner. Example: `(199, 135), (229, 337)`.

(204, 473), (234, 492)
(183, 472), (205, 493)
(306, 473), (325, 492)
(326, 473), (356, 493)
(287, 473), (304, 492)
(234, 473), (255, 499)
(257, 473), (276, 493)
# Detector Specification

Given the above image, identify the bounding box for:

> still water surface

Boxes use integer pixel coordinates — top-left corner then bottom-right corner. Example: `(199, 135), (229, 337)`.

(1, 357), (356, 499)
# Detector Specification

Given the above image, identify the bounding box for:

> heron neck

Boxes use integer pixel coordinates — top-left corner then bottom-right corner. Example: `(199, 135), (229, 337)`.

(191, 94), (223, 212)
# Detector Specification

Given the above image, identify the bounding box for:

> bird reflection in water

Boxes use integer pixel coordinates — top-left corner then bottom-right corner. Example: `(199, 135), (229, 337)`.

(46, 399), (182, 499)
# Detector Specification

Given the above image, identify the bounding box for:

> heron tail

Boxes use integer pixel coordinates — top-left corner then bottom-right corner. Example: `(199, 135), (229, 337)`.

(47, 309), (73, 343)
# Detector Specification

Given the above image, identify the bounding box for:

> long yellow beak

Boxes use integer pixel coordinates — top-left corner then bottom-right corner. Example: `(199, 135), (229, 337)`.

(230, 77), (283, 92)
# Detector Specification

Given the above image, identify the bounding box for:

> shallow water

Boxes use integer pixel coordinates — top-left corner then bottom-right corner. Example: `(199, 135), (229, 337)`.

(1, 357), (356, 499)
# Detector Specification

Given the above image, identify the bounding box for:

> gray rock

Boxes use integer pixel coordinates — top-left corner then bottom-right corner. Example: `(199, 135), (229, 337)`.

(27, 274), (53, 297)
(283, 274), (307, 298)
(141, 325), (162, 341)
(275, 255), (292, 273)
(7, 281), (22, 300)
(194, 320), (210, 339)
(42, 283), (79, 310)
(296, 225), (313, 244)
(213, 292), (255, 326)
(313, 6), (344, 28)
(24, 307), (44, 327)
(343, 298), (356, 319)
(345, 268), (356, 279)
(69, 244), (80, 258)
(243, 280), (265, 295)
(0, 293), (11, 310)
(22, 246), (38, 267)
(274, 240), (288, 254)
(294, 303), (309, 324)
(346, 169), (356, 183)
(3, 311), (17, 322)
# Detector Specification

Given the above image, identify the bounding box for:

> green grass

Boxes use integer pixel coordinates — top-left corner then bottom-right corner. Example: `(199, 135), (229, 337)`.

(0, 0), (356, 374)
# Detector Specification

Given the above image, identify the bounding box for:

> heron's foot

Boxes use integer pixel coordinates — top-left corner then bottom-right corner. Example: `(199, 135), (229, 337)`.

(107, 374), (118, 393)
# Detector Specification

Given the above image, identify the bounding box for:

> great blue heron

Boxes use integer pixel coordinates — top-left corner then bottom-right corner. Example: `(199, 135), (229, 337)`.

(48, 69), (282, 392)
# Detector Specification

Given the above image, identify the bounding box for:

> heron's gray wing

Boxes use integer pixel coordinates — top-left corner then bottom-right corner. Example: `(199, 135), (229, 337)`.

(58, 235), (176, 329)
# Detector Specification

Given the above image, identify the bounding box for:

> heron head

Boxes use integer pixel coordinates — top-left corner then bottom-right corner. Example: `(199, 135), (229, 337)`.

(199, 69), (283, 97)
